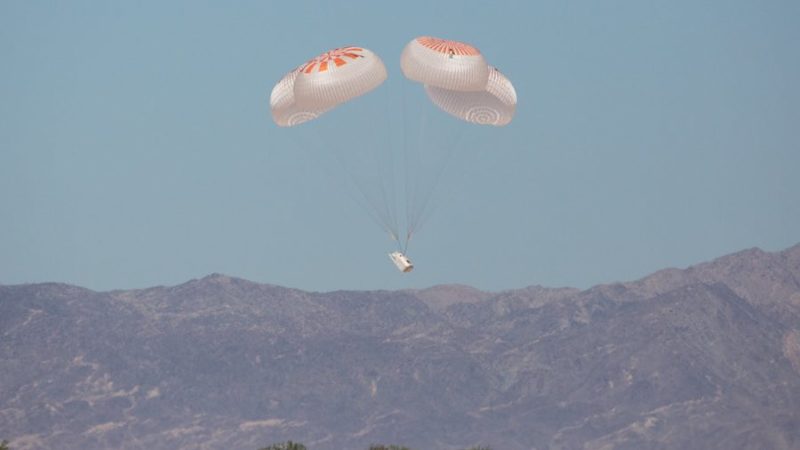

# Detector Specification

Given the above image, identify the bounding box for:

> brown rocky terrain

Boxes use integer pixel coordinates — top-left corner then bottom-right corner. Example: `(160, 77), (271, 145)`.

(1, 244), (799, 449)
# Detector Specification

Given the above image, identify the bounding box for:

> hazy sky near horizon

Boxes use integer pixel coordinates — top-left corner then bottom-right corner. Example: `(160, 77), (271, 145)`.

(2, 1), (799, 292)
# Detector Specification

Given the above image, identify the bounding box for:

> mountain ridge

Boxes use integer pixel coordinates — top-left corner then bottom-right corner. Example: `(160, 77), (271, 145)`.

(1, 244), (799, 449)
(5, 242), (799, 298)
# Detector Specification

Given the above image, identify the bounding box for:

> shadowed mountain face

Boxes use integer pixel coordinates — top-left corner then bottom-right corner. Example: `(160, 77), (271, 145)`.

(2, 245), (800, 450)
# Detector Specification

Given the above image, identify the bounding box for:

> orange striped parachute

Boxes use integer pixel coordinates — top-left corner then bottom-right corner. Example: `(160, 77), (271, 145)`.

(400, 36), (490, 91)
(270, 46), (387, 127)
(401, 36), (517, 126)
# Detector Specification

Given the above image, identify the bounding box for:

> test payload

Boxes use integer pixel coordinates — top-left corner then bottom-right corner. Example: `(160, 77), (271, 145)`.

(389, 251), (414, 273)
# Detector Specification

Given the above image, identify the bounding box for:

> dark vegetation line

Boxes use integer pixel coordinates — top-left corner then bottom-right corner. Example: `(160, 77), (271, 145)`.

(258, 443), (492, 450)
(0, 439), (492, 450)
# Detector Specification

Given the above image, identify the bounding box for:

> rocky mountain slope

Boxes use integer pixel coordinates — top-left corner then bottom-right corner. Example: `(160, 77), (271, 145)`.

(1, 245), (799, 449)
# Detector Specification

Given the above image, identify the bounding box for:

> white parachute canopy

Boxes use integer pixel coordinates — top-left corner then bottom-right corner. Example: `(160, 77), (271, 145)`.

(424, 66), (517, 126)
(270, 69), (328, 127)
(400, 36), (489, 92)
(270, 46), (387, 127)
(401, 36), (517, 126)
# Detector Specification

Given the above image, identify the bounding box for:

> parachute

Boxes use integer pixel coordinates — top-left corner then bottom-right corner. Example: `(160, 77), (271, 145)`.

(424, 66), (517, 126)
(270, 46), (387, 127)
(400, 37), (517, 126)
(269, 39), (517, 272)
(400, 36), (490, 91)
(270, 69), (328, 127)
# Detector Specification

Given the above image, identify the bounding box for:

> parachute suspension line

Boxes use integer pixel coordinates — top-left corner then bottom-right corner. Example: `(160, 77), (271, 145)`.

(405, 113), (469, 244)
(374, 80), (399, 241)
(406, 101), (429, 243)
(332, 88), (402, 242)
(409, 128), (465, 237)
(399, 82), (463, 250)
(329, 135), (400, 240)
(287, 122), (398, 242)
(401, 78), (413, 251)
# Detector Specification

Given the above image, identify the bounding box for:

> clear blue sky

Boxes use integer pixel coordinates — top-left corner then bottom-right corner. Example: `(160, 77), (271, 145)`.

(2, 1), (798, 292)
